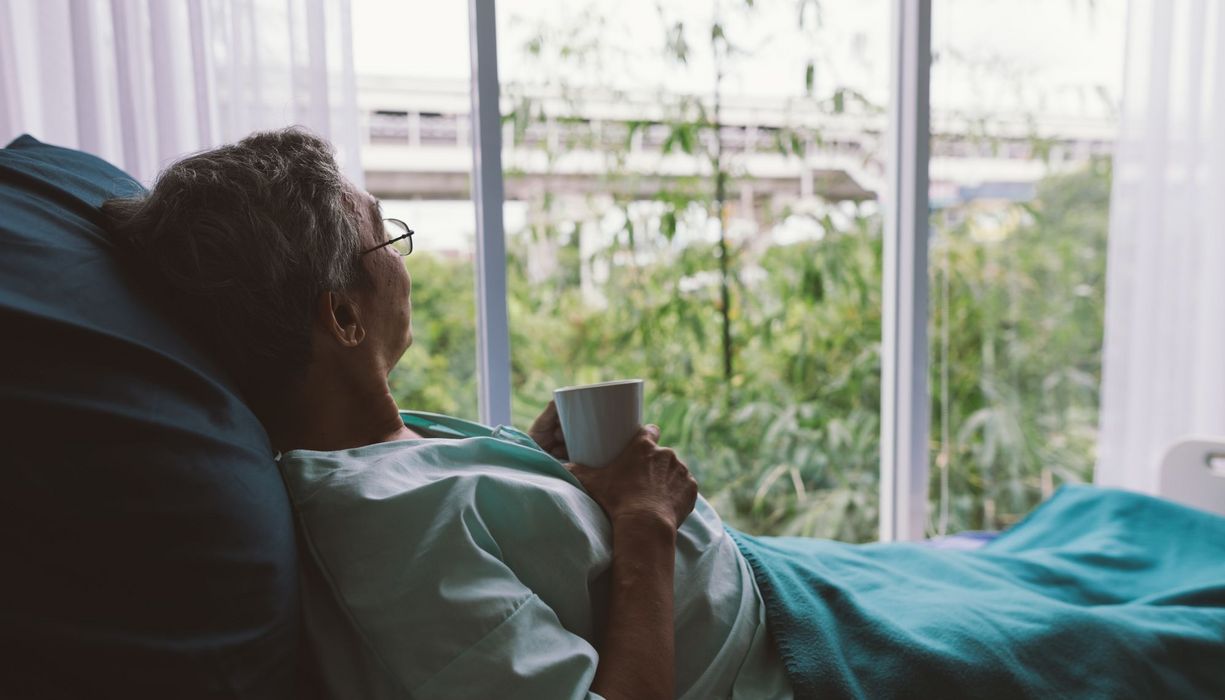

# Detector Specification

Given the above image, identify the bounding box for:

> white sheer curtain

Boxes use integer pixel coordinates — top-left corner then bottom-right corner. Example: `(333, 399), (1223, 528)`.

(1097, 0), (1225, 493)
(0, 0), (363, 187)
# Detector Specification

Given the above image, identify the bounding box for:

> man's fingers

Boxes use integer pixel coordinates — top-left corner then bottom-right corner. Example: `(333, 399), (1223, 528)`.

(564, 461), (592, 481)
(532, 400), (560, 429)
(643, 424), (661, 443)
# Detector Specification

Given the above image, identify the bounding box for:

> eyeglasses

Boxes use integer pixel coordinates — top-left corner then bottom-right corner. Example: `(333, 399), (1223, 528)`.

(361, 218), (414, 257)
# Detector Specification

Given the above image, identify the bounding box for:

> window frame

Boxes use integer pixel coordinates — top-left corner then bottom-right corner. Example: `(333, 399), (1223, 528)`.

(468, 0), (512, 427)
(880, 0), (932, 542)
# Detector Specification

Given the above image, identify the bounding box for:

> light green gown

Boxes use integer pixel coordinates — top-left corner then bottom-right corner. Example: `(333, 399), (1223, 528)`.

(278, 411), (793, 699)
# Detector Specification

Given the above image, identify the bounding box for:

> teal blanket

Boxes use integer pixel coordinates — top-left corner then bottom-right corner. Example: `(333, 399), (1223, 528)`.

(729, 486), (1225, 699)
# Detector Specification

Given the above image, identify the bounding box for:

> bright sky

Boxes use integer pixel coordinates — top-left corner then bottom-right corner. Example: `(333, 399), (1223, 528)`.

(352, 0), (1128, 254)
(352, 0), (1127, 118)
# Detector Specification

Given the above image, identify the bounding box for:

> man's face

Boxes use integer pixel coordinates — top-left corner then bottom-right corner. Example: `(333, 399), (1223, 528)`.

(348, 183), (413, 370)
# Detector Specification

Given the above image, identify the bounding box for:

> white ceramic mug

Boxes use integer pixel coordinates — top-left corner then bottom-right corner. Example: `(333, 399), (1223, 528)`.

(553, 379), (644, 468)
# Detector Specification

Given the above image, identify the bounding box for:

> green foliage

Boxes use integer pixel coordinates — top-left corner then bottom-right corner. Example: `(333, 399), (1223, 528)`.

(929, 158), (1112, 533)
(388, 252), (478, 419)
(389, 162), (1110, 543)
(389, 2), (1111, 543)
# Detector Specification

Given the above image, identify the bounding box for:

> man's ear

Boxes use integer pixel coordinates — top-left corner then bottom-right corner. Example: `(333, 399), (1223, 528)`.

(317, 290), (366, 348)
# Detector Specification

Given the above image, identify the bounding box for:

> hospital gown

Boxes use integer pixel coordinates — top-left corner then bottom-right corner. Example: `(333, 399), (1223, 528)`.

(278, 411), (794, 700)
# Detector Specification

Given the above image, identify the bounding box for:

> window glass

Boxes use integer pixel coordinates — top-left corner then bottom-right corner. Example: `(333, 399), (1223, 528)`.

(352, 0), (480, 417)
(928, 0), (1125, 533)
(498, 0), (889, 540)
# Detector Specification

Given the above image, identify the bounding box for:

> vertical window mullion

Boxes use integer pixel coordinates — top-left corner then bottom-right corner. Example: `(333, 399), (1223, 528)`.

(881, 0), (932, 542)
(467, 0), (512, 426)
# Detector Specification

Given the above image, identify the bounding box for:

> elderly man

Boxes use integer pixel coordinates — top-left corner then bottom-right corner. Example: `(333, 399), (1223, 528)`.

(101, 128), (1225, 700)
(102, 127), (787, 700)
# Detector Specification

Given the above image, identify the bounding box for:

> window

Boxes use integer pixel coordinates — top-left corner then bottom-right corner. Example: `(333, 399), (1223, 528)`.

(927, 0), (1124, 533)
(497, 0), (888, 540)
(354, 0), (1125, 541)
(352, 0), (481, 417)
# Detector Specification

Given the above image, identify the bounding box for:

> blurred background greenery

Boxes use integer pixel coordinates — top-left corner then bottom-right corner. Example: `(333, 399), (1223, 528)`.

(391, 160), (1108, 542)
(382, 0), (1116, 542)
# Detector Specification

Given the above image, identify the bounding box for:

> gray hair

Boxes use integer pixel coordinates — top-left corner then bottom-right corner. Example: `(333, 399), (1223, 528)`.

(102, 127), (366, 410)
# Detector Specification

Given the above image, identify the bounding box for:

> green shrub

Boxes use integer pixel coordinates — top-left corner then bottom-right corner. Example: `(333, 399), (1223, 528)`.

(390, 160), (1110, 542)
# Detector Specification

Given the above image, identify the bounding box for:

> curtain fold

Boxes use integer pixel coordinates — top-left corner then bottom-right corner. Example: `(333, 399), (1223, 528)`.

(1097, 0), (1225, 493)
(0, 0), (363, 187)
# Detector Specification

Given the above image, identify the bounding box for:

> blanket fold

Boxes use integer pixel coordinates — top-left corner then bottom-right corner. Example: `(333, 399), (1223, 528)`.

(729, 486), (1225, 699)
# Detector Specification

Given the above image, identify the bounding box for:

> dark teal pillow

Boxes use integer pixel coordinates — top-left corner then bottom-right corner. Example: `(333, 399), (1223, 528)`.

(0, 136), (299, 698)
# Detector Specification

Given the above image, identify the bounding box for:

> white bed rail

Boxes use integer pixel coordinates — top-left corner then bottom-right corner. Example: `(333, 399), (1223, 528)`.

(1159, 436), (1225, 517)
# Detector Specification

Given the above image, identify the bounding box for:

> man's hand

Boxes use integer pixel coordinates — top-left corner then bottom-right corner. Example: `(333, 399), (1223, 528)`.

(564, 425), (697, 700)
(566, 425), (698, 532)
(528, 400), (569, 461)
